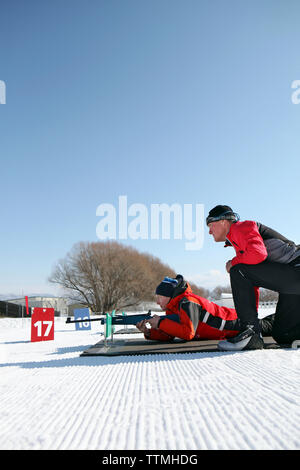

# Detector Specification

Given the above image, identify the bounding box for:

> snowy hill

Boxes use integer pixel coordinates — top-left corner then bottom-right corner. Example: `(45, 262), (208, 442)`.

(1, 314), (299, 450)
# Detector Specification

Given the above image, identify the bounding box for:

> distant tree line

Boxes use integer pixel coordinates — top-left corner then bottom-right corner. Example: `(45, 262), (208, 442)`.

(49, 241), (278, 312)
(209, 285), (278, 302)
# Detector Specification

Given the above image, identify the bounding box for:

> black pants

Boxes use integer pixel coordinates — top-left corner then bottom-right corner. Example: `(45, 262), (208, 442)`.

(230, 261), (300, 344)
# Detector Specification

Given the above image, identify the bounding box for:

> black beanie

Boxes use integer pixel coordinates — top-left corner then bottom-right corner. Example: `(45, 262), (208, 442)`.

(206, 205), (239, 225)
(155, 277), (179, 297)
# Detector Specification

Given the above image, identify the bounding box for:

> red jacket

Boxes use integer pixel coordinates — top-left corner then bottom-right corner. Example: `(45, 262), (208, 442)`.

(226, 221), (268, 266)
(146, 283), (240, 342)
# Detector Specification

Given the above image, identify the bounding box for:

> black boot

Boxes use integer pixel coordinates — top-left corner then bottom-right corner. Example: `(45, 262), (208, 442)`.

(218, 325), (264, 351)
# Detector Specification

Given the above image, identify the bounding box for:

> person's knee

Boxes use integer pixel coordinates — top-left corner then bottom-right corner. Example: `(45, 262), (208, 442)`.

(271, 325), (284, 344)
(229, 264), (242, 278)
(272, 323), (300, 345)
(230, 264), (250, 283)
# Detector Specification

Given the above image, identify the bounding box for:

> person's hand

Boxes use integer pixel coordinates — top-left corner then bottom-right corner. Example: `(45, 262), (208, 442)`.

(136, 315), (161, 334)
(226, 260), (232, 273)
(147, 315), (161, 329)
(136, 319), (149, 334)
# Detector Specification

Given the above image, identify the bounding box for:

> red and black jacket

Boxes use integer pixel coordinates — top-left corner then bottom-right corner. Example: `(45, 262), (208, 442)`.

(146, 280), (241, 342)
(225, 221), (268, 266)
(225, 220), (300, 266)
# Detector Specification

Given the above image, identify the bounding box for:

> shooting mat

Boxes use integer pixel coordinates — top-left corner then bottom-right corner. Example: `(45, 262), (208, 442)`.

(80, 336), (286, 357)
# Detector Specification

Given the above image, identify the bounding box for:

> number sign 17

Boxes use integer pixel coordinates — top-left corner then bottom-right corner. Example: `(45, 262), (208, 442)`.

(31, 308), (55, 342)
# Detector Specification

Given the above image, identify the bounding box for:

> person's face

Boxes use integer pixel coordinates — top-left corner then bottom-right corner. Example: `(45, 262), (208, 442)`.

(208, 220), (231, 242)
(155, 295), (170, 310)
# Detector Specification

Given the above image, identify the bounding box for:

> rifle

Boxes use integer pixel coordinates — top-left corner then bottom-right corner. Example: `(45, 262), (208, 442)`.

(66, 310), (153, 326)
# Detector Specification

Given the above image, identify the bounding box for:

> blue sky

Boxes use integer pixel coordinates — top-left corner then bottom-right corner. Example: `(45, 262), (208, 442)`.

(1, 0), (300, 297)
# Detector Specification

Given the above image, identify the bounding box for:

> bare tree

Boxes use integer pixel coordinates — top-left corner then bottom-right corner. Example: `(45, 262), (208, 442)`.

(258, 288), (278, 302)
(189, 282), (210, 299)
(49, 241), (177, 312)
(210, 285), (232, 300)
(209, 284), (278, 303)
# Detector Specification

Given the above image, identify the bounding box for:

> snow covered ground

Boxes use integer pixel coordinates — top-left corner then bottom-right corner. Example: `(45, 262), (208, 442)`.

(1, 311), (300, 451)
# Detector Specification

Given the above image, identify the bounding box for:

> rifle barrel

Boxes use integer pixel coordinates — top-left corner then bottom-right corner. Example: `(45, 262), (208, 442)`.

(66, 312), (152, 326)
(66, 317), (103, 324)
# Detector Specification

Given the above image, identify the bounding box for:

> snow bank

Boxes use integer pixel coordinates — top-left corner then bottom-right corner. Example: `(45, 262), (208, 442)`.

(1, 315), (299, 450)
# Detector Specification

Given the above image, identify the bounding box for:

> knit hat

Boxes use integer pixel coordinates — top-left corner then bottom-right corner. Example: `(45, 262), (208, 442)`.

(206, 205), (240, 226)
(155, 276), (179, 297)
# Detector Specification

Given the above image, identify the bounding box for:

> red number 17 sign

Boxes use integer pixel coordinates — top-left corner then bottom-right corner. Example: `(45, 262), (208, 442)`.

(31, 308), (55, 342)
